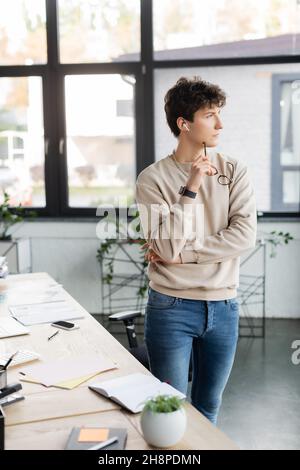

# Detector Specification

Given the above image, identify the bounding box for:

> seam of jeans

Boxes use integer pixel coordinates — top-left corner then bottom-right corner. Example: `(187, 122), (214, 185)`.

(207, 302), (215, 332)
(146, 297), (179, 310)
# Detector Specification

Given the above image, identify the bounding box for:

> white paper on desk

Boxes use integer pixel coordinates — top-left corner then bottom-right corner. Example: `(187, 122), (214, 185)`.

(19, 354), (118, 387)
(5, 281), (66, 305)
(9, 300), (84, 326)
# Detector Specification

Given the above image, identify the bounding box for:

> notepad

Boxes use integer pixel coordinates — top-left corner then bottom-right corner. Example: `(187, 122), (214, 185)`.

(89, 373), (186, 413)
(79, 428), (109, 442)
(65, 427), (127, 450)
(19, 353), (118, 389)
(0, 349), (41, 368)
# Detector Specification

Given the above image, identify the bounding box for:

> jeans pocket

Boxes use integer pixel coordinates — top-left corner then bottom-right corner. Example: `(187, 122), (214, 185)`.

(228, 298), (240, 314)
(147, 288), (177, 309)
(226, 299), (240, 339)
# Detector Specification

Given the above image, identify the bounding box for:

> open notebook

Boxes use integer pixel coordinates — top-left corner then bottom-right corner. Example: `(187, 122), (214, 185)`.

(89, 373), (186, 413)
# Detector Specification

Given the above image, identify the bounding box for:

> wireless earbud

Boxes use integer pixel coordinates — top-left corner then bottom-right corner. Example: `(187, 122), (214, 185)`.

(183, 123), (190, 132)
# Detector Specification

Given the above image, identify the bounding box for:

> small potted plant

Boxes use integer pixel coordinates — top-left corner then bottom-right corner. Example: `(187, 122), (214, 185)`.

(0, 191), (36, 273)
(140, 395), (187, 448)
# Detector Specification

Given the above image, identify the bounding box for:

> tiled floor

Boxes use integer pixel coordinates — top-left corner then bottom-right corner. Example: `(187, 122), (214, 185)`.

(97, 315), (300, 450)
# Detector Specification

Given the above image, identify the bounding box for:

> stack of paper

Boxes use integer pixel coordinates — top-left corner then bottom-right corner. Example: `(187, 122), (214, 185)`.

(19, 353), (118, 389)
(9, 300), (84, 326)
(5, 281), (66, 305)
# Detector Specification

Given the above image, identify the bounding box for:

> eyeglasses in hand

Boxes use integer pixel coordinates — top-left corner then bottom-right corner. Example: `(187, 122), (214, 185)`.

(209, 161), (234, 186)
(203, 142), (234, 186)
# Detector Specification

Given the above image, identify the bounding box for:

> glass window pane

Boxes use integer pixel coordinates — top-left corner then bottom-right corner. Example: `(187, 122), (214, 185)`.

(283, 171), (300, 204)
(154, 63), (300, 213)
(153, 0), (300, 60)
(280, 81), (300, 166)
(0, 77), (46, 207)
(58, 0), (140, 63)
(0, 0), (47, 65)
(65, 74), (135, 207)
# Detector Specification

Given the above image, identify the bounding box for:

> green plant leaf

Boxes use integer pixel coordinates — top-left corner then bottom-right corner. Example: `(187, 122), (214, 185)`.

(143, 395), (185, 413)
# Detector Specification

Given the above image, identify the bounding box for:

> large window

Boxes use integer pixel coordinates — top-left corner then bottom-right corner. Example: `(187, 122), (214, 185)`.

(0, 0), (47, 65)
(153, 0), (300, 60)
(272, 74), (300, 211)
(0, 76), (45, 206)
(0, 0), (142, 215)
(0, 0), (299, 217)
(64, 74), (135, 207)
(58, 0), (140, 63)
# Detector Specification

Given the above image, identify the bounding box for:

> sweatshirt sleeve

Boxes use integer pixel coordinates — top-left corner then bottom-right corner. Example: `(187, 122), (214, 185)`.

(180, 161), (257, 265)
(135, 179), (202, 263)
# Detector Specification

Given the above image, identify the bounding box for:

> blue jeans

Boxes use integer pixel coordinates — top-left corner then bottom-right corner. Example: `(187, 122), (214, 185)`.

(144, 287), (239, 425)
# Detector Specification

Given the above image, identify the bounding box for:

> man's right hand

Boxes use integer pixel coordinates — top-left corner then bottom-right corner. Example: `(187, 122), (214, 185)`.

(186, 154), (216, 193)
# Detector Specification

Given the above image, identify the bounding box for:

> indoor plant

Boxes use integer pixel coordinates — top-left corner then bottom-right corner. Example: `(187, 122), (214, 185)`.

(140, 395), (187, 448)
(0, 191), (36, 241)
(0, 191), (36, 273)
(96, 212), (149, 300)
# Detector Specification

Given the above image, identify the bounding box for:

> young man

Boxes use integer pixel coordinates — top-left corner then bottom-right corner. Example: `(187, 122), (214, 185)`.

(135, 76), (257, 425)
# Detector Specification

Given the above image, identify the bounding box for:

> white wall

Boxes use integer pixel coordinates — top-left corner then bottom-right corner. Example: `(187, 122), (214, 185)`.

(11, 219), (300, 319)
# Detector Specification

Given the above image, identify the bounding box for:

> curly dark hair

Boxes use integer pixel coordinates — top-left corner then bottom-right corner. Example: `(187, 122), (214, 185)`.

(164, 76), (226, 137)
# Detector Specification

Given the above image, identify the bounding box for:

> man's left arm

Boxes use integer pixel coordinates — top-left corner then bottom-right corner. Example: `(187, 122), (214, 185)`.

(180, 161), (257, 265)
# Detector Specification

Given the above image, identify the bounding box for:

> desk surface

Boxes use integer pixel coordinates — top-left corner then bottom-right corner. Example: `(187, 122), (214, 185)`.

(0, 272), (238, 450)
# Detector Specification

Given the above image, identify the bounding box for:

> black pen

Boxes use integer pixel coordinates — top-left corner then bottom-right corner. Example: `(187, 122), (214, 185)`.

(2, 351), (19, 370)
(48, 330), (59, 341)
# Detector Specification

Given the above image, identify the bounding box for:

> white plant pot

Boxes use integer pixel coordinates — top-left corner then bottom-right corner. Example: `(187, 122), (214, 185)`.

(140, 407), (187, 448)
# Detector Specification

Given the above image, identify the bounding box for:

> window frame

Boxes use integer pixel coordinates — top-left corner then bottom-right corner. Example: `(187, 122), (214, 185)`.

(0, 0), (299, 218)
(272, 73), (300, 213)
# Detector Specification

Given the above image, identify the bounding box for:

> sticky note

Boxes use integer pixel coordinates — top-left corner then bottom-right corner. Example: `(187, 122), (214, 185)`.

(78, 428), (109, 442)
(54, 372), (99, 390)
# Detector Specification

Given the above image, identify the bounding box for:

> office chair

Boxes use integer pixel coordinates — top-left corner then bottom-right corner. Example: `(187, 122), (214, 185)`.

(108, 310), (193, 381)
(108, 310), (149, 368)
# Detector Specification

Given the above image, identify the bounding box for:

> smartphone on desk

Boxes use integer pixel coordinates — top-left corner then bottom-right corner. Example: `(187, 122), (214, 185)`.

(51, 321), (79, 331)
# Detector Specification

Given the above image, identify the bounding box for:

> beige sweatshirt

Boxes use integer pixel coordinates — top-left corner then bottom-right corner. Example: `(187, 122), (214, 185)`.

(135, 151), (257, 301)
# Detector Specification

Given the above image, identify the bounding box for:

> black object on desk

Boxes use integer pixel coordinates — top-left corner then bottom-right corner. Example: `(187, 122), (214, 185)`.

(0, 382), (22, 401)
(65, 427), (127, 450)
(0, 383), (25, 408)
